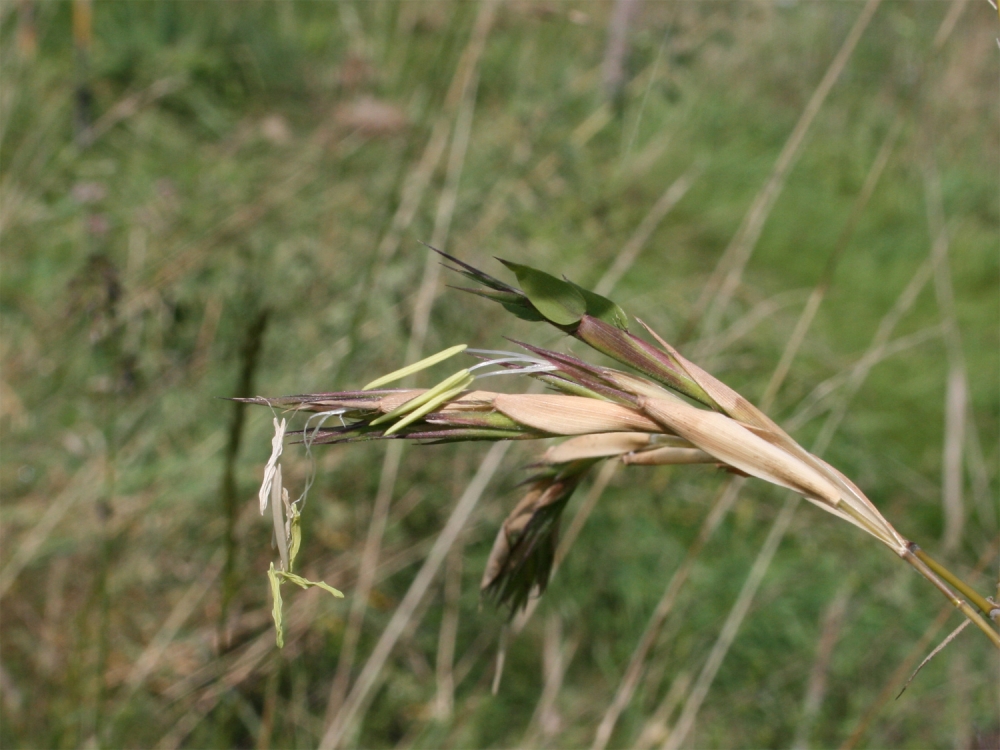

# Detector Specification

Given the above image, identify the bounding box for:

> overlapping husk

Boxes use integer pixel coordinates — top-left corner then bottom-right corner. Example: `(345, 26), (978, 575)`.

(480, 462), (594, 614)
(492, 394), (661, 435)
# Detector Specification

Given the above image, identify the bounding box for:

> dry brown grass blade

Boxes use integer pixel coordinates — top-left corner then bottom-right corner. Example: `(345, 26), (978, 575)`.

(633, 670), (692, 750)
(323, 11), (489, 724)
(791, 581), (854, 750)
(593, 160), (704, 297)
(662, 237), (986, 749)
(521, 613), (581, 746)
(433, 540), (464, 720)
(685, 0), (883, 343)
(0, 459), (103, 599)
(839, 537), (997, 750)
(318, 442), (508, 750)
(590, 477), (745, 750)
(896, 619), (970, 700)
(923, 160), (967, 553)
(662, 494), (800, 750)
(323, 439), (403, 720)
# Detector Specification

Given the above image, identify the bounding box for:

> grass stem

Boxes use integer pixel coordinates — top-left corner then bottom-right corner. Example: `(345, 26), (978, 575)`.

(902, 546), (1000, 649)
(910, 546), (994, 618)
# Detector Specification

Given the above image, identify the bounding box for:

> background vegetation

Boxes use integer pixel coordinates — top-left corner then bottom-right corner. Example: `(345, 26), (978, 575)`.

(1, 1), (997, 748)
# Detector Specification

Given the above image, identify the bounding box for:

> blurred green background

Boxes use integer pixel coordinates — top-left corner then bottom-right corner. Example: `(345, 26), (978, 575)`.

(1, 1), (997, 748)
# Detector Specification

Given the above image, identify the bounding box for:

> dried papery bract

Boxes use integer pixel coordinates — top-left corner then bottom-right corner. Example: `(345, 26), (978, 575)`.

(259, 418), (286, 515)
(481, 461), (596, 614)
(257, 419), (343, 649)
(246, 256), (1000, 647)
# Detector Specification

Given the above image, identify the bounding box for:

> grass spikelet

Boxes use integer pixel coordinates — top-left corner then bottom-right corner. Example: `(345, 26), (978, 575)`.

(247, 255), (1000, 645)
(481, 461), (596, 614)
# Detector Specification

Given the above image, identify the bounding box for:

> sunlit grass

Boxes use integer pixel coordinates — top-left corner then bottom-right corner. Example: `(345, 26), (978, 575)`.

(1, 2), (997, 748)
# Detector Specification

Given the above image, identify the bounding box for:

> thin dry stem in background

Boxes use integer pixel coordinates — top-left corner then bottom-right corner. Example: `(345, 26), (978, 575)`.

(591, 67), (906, 750)
(758, 110), (903, 409)
(897, 620), (970, 699)
(923, 159), (968, 553)
(784, 324), (944, 434)
(522, 613), (580, 746)
(318, 443), (508, 750)
(660, 239), (975, 750)
(792, 581), (854, 750)
(458, 50), (680, 258)
(634, 671), (691, 750)
(323, 438), (402, 719)
(685, 0), (883, 345)
(123, 549), (225, 701)
(324, 12), (488, 724)
(0, 459), (103, 599)
(964, 411), (996, 530)
(602, 0), (640, 99)
(433, 540), (464, 720)
(590, 478), (745, 750)
(594, 160), (704, 298)
(840, 538), (998, 750)
(811, 256), (935, 451)
(662, 495), (800, 750)
(85, 76), (187, 146)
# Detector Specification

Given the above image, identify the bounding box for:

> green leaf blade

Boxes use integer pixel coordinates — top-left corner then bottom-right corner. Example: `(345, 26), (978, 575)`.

(498, 259), (586, 327)
(568, 280), (629, 330)
(268, 563), (285, 649)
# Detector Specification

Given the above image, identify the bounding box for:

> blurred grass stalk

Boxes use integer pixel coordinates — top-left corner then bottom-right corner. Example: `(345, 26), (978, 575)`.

(219, 308), (269, 650)
(325, 2), (493, 724)
(71, 0), (93, 146)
